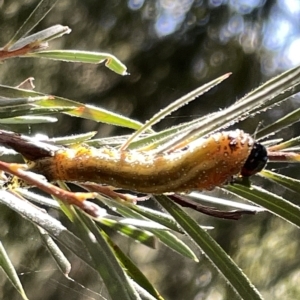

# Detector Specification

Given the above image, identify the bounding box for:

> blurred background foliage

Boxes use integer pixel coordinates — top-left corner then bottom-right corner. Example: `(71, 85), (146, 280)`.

(1, 0), (300, 299)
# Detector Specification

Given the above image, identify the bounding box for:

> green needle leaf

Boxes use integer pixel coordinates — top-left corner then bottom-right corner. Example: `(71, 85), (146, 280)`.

(0, 241), (29, 300)
(155, 195), (264, 300)
(4, 0), (59, 49)
(227, 184), (300, 228)
(26, 50), (128, 75)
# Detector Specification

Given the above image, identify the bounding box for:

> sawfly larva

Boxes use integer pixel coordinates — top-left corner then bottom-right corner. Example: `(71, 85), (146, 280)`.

(29, 129), (268, 193)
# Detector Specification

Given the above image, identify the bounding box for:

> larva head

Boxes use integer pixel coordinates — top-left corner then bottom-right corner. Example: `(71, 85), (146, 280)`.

(241, 142), (268, 177)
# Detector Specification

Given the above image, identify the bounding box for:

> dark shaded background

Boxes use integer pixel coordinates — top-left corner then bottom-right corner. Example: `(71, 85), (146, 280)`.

(1, 0), (300, 299)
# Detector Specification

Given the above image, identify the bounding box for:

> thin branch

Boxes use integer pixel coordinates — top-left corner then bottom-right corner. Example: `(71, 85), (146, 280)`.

(0, 161), (103, 217)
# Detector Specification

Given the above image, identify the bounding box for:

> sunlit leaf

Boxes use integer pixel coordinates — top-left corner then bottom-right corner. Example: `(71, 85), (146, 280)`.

(100, 218), (157, 249)
(154, 195), (264, 300)
(0, 191), (93, 266)
(0, 242), (29, 300)
(7, 25), (71, 52)
(0, 84), (144, 129)
(4, 0), (59, 48)
(74, 210), (141, 300)
(38, 227), (71, 277)
(226, 184), (300, 228)
(26, 50), (128, 75)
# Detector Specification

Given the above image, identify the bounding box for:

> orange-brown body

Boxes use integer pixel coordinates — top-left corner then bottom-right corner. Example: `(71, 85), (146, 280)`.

(30, 130), (254, 194)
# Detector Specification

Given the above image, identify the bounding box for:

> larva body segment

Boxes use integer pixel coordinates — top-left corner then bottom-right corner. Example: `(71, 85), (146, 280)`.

(30, 130), (254, 193)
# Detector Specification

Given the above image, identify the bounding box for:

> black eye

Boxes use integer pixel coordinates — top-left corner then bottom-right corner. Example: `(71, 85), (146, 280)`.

(241, 142), (268, 177)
